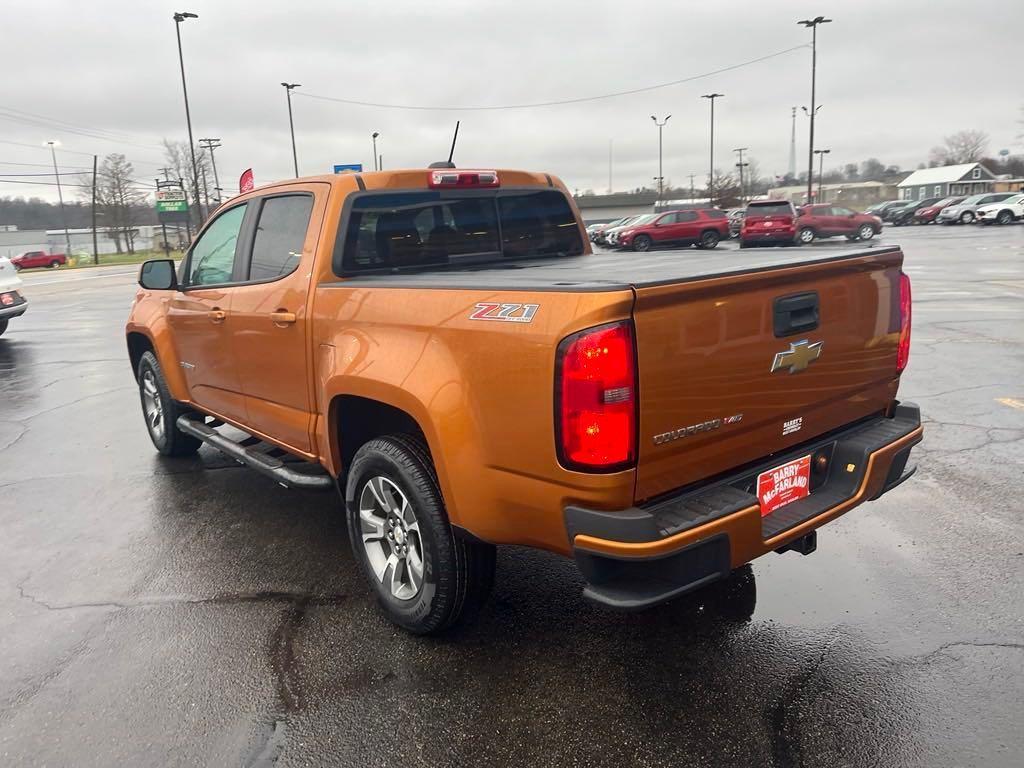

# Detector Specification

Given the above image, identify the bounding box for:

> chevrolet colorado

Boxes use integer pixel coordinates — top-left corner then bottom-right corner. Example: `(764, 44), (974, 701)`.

(126, 167), (922, 634)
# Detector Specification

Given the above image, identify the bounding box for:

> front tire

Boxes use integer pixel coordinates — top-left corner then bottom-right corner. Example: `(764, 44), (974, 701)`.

(857, 224), (875, 241)
(997, 210), (1013, 225)
(960, 211), (975, 224)
(346, 435), (496, 635)
(798, 227), (816, 245)
(136, 351), (201, 456)
(632, 234), (652, 252)
(49, 260), (61, 269)
(0, 318), (8, 337)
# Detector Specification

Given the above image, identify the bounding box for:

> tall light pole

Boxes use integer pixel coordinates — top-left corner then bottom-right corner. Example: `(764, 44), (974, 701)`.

(701, 94), (724, 205)
(198, 138), (222, 205)
(814, 148), (831, 201)
(798, 16), (832, 205)
(281, 83), (301, 177)
(650, 115), (671, 203)
(734, 147), (749, 203)
(46, 141), (73, 259)
(802, 105), (823, 199)
(372, 132), (380, 171)
(173, 11), (204, 222)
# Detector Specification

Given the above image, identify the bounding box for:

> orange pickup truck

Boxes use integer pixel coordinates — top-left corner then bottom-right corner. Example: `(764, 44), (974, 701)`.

(126, 167), (922, 634)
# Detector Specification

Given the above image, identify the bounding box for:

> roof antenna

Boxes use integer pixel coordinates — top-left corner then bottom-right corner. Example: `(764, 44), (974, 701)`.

(429, 120), (460, 169)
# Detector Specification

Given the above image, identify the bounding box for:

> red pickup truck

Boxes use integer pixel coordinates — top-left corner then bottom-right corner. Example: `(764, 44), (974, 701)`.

(10, 250), (67, 270)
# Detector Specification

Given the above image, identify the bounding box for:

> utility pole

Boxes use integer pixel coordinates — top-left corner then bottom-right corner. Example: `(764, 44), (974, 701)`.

(199, 160), (210, 215)
(159, 167), (174, 181)
(814, 148), (831, 201)
(372, 132), (379, 171)
(91, 155), (99, 265)
(650, 115), (671, 203)
(281, 83), (301, 177)
(734, 147), (749, 203)
(198, 138), (222, 205)
(798, 16), (832, 205)
(788, 106), (797, 179)
(46, 141), (73, 261)
(701, 94), (724, 205)
(688, 173), (696, 201)
(173, 11), (204, 223)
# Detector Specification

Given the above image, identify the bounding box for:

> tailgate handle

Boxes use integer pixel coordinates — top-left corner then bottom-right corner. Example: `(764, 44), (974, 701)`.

(774, 292), (819, 337)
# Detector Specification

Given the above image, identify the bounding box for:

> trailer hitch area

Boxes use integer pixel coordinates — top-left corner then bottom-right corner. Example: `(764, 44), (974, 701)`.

(775, 530), (817, 556)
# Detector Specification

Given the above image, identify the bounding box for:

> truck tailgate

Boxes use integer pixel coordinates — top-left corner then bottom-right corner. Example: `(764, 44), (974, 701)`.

(632, 249), (903, 502)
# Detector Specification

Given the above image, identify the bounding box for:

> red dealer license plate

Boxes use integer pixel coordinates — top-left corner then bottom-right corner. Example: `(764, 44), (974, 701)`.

(757, 455), (811, 516)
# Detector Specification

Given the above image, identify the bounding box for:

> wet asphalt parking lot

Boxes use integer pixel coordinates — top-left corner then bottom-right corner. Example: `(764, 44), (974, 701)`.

(1, 224), (1022, 767)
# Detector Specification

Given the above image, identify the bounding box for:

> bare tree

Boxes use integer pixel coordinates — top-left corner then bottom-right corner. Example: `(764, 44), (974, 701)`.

(859, 158), (886, 181)
(707, 170), (741, 208)
(930, 130), (990, 166)
(162, 138), (212, 216)
(78, 154), (148, 253)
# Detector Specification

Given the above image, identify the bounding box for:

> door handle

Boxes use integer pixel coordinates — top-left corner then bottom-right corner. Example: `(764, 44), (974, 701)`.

(270, 310), (296, 325)
(209, 308), (227, 323)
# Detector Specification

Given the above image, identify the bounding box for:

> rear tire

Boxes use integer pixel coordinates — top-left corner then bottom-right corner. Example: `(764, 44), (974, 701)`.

(632, 234), (652, 252)
(49, 260), (60, 269)
(0, 318), (8, 337)
(345, 434), (496, 635)
(798, 227), (815, 245)
(136, 351), (201, 457)
(698, 230), (720, 249)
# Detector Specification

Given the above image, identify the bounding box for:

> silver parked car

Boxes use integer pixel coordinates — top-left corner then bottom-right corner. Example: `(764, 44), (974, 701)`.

(936, 192), (1016, 225)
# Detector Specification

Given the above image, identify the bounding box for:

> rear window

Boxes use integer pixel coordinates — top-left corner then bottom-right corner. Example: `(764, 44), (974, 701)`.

(339, 189), (583, 274)
(746, 201), (794, 217)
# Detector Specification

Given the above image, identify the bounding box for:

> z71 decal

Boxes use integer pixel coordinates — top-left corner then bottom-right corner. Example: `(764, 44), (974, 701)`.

(468, 303), (539, 323)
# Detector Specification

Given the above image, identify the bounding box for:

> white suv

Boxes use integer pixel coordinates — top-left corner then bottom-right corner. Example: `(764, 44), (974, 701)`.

(976, 193), (1024, 225)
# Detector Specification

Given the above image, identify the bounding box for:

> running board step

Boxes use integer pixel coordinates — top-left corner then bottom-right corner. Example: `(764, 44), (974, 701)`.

(176, 416), (332, 491)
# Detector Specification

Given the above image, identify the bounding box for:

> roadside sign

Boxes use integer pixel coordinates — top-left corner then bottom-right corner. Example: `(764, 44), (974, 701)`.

(155, 181), (190, 223)
(333, 164), (363, 174)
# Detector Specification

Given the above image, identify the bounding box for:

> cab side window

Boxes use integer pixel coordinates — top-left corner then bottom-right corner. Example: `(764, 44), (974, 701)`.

(249, 194), (314, 281)
(677, 211), (699, 223)
(187, 204), (247, 286)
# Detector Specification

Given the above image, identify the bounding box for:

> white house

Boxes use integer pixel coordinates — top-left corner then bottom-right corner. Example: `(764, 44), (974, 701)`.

(897, 163), (996, 201)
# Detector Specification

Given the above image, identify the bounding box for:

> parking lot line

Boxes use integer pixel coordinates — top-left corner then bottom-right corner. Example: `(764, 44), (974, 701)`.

(996, 398), (1024, 411)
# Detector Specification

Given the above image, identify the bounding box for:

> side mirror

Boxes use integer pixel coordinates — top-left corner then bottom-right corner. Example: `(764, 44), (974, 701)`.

(138, 259), (178, 290)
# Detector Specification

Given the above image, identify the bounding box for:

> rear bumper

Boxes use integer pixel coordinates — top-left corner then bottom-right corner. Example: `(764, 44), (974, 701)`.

(740, 229), (795, 244)
(0, 291), (28, 320)
(565, 402), (923, 610)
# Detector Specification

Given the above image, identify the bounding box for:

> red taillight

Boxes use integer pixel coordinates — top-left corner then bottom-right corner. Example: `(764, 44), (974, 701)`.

(556, 321), (636, 471)
(428, 170), (499, 188)
(897, 271), (912, 373)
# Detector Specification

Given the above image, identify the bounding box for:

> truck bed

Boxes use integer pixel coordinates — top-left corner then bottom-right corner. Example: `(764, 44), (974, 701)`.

(330, 243), (900, 291)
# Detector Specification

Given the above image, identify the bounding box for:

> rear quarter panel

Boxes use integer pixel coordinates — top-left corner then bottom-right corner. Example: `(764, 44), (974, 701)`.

(311, 281), (636, 554)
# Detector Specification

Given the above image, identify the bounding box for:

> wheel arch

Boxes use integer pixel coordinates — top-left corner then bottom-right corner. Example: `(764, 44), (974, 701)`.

(126, 331), (154, 381)
(330, 393), (431, 484)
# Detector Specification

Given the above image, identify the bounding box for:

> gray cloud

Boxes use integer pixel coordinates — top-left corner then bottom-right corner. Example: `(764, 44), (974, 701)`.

(2, 0), (1021, 203)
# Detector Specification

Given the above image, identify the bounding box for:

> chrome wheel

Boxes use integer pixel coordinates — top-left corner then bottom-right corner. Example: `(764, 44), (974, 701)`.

(858, 224), (875, 240)
(141, 370), (164, 441)
(358, 476), (424, 601)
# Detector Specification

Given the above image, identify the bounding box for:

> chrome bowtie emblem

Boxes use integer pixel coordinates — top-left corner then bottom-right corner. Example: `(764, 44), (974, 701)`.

(770, 339), (823, 374)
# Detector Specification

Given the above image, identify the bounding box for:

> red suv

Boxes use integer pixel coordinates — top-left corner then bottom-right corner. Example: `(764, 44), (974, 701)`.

(617, 209), (729, 251)
(11, 250), (67, 270)
(739, 200), (798, 247)
(794, 204), (883, 244)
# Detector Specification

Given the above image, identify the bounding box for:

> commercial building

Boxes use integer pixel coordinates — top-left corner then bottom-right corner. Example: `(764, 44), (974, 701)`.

(897, 163), (996, 201)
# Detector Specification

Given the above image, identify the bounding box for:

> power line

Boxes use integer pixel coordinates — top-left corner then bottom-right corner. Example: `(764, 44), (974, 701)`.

(0, 106), (153, 146)
(0, 159), (94, 170)
(0, 109), (165, 152)
(295, 44), (809, 111)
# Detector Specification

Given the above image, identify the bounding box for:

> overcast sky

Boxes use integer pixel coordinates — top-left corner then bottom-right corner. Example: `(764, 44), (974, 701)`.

(2, 0), (1022, 204)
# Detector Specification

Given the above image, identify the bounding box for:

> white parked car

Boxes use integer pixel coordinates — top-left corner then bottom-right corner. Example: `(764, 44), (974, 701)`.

(0, 255), (29, 337)
(976, 193), (1024, 225)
